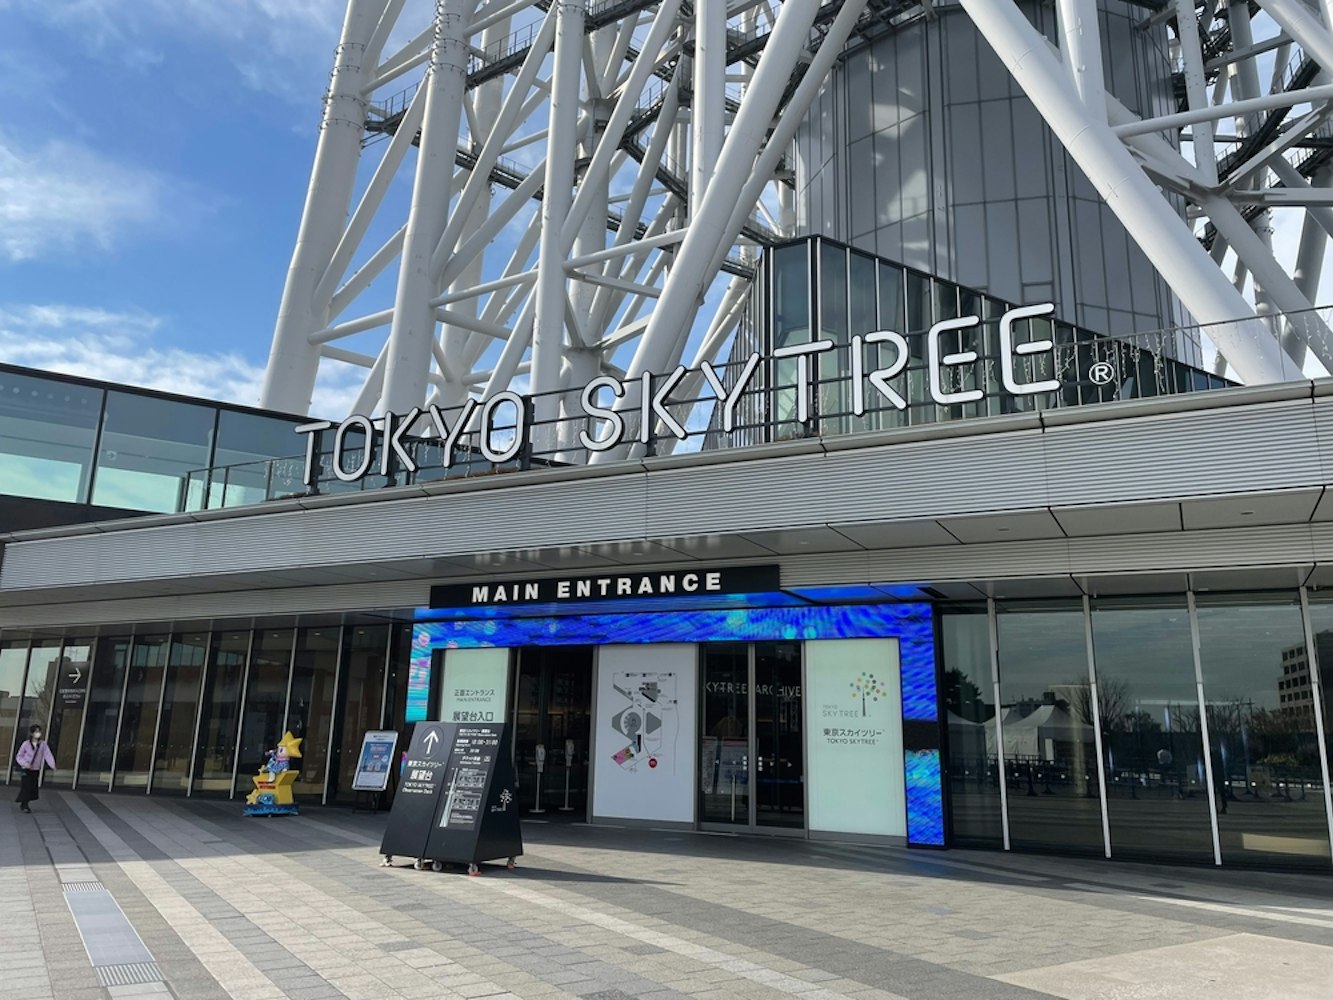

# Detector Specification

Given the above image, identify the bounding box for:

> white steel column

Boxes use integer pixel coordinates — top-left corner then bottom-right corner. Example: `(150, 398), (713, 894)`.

(1055, 0), (1105, 118)
(691, 0), (727, 211)
(382, 0), (478, 412)
(987, 598), (1011, 851)
(1082, 595), (1113, 859)
(1297, 587), (1333, 865)
(262, 0), (383, 412)
(532, 0), (587, 440)
(957, 0), (1291, 386)
(623, 0), (835, 382)
(1188, 591), (1224, 866)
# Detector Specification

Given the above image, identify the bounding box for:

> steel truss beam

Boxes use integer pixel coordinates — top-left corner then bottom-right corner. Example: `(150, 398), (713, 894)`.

(264, 0), (1333, 431)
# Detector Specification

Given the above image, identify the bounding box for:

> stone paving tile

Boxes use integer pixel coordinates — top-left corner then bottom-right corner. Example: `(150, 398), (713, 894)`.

(6, 787), (1333, 1000)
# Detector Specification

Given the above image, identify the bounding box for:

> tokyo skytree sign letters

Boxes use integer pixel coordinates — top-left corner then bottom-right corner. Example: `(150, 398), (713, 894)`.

(296, 303), (1060, 487)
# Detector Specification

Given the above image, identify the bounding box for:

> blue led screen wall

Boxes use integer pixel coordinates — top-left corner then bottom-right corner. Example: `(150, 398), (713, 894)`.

(408, 600), (943, 846)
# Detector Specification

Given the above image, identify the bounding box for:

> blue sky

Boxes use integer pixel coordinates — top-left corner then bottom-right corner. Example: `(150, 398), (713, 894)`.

(0, 0), (361, 413)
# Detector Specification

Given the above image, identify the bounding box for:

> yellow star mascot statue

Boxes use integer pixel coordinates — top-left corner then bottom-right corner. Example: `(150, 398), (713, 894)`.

(244, 731), (303, 816)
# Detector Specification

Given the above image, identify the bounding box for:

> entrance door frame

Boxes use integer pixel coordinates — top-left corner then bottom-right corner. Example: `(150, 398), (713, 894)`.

(698, 641), (808, 837)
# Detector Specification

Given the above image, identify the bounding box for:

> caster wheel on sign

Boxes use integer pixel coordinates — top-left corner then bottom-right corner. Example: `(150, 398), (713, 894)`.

(413, 859), (424, 871)
(431, 860), (444, 873)
(467, 863), (480, 877)
(380, 855), (392, 868)
(506, 857), (516, 871)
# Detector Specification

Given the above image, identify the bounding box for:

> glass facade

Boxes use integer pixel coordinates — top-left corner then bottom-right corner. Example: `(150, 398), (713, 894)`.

(0, 623), (411, 801)
(943, 593), (1333, 869)
(995, 603), (1104, 855)
(0, 362), (305, 516)
(733, 236), (1233, 443)
(1, 590), (1330, 869)
(1090, 599), (1212, 863)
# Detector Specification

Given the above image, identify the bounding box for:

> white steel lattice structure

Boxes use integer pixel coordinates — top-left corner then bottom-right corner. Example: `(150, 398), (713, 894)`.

(261, 0), (1333, 436)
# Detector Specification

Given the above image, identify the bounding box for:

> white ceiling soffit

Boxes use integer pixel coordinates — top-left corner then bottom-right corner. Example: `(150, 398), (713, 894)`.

(1189, 566), (1314, 592)
(935, 510), (1066, 544)
(647, 534), (778, 560)
(829, 519), (961, 549)
(1052, 502), (1183, 537)
(980, 576), (1084, 599)
(1180, 488), (1324, 531)
(735, 526), (865, 554)
(1076, 572), (1191, 597)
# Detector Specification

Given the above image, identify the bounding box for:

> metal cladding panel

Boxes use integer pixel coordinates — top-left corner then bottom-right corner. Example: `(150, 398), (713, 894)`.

(1309, 396), (1333, 483)
(1043, 400), (1321, 505)
(0, 580), (431, 629)
(292, 476), (649, 565)
(783, 522), (1326, 586)
(645, 430), (1048, 536)
(817, 430), (1049, 519)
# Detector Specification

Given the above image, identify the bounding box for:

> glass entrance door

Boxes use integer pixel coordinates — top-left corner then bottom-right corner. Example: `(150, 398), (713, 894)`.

(700, 642), (804, 831)
(513, 646), (593, 815)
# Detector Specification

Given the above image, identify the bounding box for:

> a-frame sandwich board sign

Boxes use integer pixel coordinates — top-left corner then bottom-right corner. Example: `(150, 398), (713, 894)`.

(423, 723), (523, 873)
(379, 721), (524, 874)
(380, 721), (455, 864)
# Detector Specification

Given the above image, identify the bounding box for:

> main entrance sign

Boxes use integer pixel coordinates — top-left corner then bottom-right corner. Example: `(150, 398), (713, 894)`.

(430, 565), (781, 608)
(296, 303), (1059, 486)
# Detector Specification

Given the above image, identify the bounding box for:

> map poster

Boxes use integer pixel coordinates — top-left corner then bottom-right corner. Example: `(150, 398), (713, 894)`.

(352, 730), (400, 792)
(592, 644), (697, 823)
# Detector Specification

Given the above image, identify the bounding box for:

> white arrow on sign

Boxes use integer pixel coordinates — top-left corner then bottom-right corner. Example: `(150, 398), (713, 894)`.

(423, 730), (440, 756)
(68, 667), (83, 684)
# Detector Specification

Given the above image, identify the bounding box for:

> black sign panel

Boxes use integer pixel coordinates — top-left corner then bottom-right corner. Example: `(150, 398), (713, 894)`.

(424, 724), (522, 865)
(58, 661), (90, 708)
(430, 564), (781, 608)
(379, 722), (456, 860)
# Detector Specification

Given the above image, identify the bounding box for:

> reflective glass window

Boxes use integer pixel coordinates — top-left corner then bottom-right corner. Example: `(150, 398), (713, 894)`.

(43, 640), (93, 788)
(152, 633), (208, 793)
(113, 635), (169, 789)
(1305, 593), (1333, 859)
(0, 371), (103, 503)
(1, 643), (29, 782)
(193, 631), (249, 793)
(383, 626), (412, 731)
(1090, 598), (1213, 863)
(234, 629), (294, 795)
(93, 392), (214, 512)
(772, 243), (810, 347)
(287, 627), (340, 798)
(995, 601), (1105, 854)
(210, 411), (304, 509)
(942, 606), (1003, 847)
(330, 626), (388, 803)
(80, 638), (130, 788)
(15, 640), (62, 769)
(700, 643), (749, 825)
(1197, 593), (1331, 868)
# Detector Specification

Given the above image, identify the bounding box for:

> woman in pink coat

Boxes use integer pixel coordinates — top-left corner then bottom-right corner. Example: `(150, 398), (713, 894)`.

(14, 725), (56, 813)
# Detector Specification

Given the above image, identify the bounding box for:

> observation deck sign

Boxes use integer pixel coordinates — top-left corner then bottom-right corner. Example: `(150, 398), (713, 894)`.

(296, 303), (1060, 486)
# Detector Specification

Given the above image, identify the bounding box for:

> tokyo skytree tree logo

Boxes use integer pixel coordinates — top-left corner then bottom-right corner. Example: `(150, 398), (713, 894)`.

(850, 672), (887, 717)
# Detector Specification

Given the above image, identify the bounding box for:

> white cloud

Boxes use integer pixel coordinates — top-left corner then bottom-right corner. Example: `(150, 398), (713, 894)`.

(0, 133), (163, 262)
(11, 0), (351, 103)
(0, 303), (363, 418)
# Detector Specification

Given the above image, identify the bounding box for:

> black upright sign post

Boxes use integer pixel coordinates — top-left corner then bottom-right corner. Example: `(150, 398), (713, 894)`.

(378, 722), (523, 875)
(379, 721), (456, 866)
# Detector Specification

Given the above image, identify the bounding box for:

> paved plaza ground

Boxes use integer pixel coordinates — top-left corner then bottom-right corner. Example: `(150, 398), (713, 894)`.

(3, 791), (1332, 1000)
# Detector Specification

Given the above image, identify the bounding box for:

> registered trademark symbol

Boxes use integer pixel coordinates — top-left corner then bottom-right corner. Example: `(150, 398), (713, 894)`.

(1088, 361), (1116, 386)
